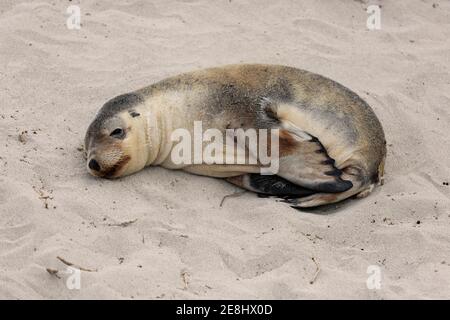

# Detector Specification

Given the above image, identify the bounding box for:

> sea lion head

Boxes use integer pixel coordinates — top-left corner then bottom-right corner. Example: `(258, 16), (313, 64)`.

(84, 93), (149, 178)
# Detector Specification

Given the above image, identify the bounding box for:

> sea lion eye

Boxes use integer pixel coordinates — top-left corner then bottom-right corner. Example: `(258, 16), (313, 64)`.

(110, 128), (125, 138)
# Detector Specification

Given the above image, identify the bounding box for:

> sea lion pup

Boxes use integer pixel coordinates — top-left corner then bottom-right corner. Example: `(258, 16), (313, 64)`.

(84, 64), (386, 208)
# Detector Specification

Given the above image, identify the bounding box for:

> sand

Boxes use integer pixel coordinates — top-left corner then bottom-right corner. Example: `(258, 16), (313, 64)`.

(0, 0), (449, 299)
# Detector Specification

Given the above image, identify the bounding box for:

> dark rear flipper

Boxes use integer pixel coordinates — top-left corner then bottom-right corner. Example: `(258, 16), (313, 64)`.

(226, 174), (317, 198)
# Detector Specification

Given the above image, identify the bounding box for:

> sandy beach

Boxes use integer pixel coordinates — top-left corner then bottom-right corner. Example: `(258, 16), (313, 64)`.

(0, 0), (449, 299)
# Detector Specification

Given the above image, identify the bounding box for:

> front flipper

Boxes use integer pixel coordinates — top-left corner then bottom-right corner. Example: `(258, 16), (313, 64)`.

(226, 174), (316, 198)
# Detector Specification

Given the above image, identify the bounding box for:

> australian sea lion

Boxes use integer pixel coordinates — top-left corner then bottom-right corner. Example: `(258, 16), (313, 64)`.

(84, 64), (386, 208)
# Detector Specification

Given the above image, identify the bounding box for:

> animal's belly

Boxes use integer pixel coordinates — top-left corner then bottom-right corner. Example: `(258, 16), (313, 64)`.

(182, 164), (261, 178)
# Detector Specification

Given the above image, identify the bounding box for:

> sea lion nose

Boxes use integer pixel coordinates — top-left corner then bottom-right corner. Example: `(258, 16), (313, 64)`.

(88, 159), (101, 172)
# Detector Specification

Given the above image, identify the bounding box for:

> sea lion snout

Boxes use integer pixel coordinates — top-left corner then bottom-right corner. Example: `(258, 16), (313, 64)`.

(84, 128), (129, 178)
(86, 148), (129, 179)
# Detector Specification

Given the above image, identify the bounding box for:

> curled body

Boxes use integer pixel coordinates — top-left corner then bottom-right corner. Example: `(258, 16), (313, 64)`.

(84, 64), (386, 208)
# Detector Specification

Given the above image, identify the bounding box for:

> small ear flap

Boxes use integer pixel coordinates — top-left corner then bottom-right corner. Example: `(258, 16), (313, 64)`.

(129, 110), (140, 118)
